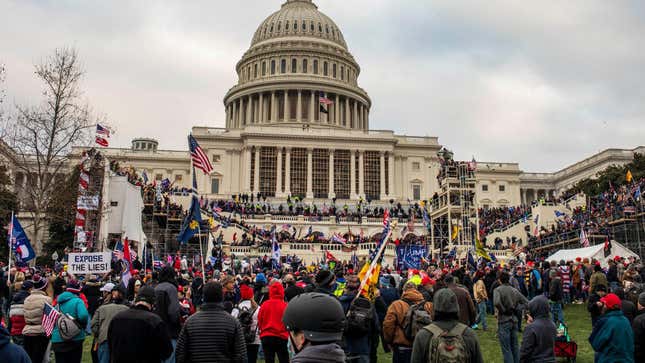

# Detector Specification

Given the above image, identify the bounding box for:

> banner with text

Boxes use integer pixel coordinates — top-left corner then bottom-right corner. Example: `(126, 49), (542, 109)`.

(396, 245), (428, 270)
(68, 252), (111, 275)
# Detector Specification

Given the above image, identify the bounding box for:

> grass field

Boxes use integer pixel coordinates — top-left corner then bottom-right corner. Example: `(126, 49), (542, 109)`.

(78, 304), (594, 363)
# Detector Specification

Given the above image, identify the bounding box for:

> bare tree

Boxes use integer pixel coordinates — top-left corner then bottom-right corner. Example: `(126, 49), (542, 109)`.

(3, 48), (94, 254)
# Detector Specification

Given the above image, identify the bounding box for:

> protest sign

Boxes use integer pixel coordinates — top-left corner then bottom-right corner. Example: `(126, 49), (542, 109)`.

(68, 252), (111, 274)
(396, 245), (428, 269)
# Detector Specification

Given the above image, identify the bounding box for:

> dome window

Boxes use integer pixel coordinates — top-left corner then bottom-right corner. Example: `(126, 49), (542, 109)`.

(310, 22), (314, 32)
(286, 21), (289, 30)
(323, 61), (328, 76)
(271, 60), (276, 75)
(341, 66), (344, 80)
(281, 59), (286, 73)
(291, 58), (297, 73)
(318, 23), (322, 33)
(262, 61), (266, 76)
(326, 25), (329, 34)
(270, 24), (274, 33)
(302, 21), (306, 31)
(254, 64), (258, 78)
(313, 59), (319, 74)
(303, 59), (308, 73)
(332, 63), (337, 78)
(293, 21), (297, 31)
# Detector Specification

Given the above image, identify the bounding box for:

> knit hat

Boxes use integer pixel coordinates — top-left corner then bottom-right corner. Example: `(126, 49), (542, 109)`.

(433, 288), (459, 315)
(638, 292), (645, 308)
(255, 273), (267, 285)
(345, 275), (360, 291)
(66, 279), (82, 294)
(136, 286), (156, 305)
(21, 280), (34, 290)
(240, 284), (254, 300)
(31, 274), (48, 290)
(315, 270), (334, 287)
(600, 293), (621, 310)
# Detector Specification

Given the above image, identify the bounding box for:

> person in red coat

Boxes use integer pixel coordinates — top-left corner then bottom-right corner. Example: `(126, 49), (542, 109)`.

(257, 282), (288, 363)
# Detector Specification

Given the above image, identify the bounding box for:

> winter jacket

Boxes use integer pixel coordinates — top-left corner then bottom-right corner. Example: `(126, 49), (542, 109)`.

(22, 290), (52, 336)
(232, 300), (260, 345)
(549, 277), (563, 303)
(633, 313), (645, 363)
(9, 290), (29, 336)
(588, 293), (604, 326)
(154, 281), (181, 339)
(519, 296), (556, 363)
(91, 301), (129, 344)
(589, 271), (608, 293)
(473, 279), (488, 303)
(291, 342), (346, 363)
(0, 326), (30, 363)
(589, 309), (634, 363)
(449, 285), (477, 326)
(383, 288), (433, 347)
(621, 299), (637, 323)
(82, 281), (102, 316)
(284, 283), (305, 302)
(257, 282), (288, 340)
(51, 291), (89, 343)
(176, 302), (247, 363)
(410, 316), (483, 363)
(379, 286), (400, 308)
(339, 292), (380, 355)
(493, 283), (528, 324)
(108, 305), (173, 363)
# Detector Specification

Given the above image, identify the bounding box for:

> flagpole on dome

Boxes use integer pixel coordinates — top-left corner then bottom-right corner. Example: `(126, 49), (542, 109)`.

(6, 210), (13, 283)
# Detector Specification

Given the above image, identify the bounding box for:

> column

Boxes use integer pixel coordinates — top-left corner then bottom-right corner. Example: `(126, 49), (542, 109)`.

(306, 148), (313, 199)
(246, 95), (252, 125)
(400, 156), (407, 199)
(345, 97), (350, 127)
(350, 150), (356, 199)
(309, 90), (315, 122)
(353, 101), (359, 129)
(243, 147), (251, 192)
(258, 93), (264, 123)
(520, 189), (525, 205)
(285, 147), (291, 195)
(271, 91), (277, 122)
(232, 101), (237, 128)
(253, 147), (260, 193)
(239, 98), (245, 126)
(334, 95), (340, 125)
(379, 151), (386, 200)
(328, 149), (335, 198)
(225, 105), (230, 128)
(358, 150), (365, 198)
(296, 90), (302, 123)
(388, 152), (394, 198)
(284, 90), (290, 122)
(276, 147), (283, 196)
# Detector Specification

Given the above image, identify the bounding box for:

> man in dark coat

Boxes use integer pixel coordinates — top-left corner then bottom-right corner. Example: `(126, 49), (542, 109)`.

(519, 295), (557, 363)
(445, 274), (477, 327)
(632, 292), (645, 363)
(176, 282), (247, 363)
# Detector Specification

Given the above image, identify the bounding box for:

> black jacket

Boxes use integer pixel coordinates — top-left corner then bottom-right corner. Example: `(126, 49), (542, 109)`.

(633, 313), (645, 363)
(176, 303), (247, 363)
(284, 284), (304, 302)
(520, 296), (557, 363)
(108, 305), (173, 363)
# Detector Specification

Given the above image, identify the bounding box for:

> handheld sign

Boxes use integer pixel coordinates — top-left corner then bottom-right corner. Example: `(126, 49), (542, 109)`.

(68, 252), (111, 275)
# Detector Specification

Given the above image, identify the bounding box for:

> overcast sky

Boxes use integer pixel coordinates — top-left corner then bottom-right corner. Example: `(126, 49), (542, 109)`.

(1, 0), (644, 172)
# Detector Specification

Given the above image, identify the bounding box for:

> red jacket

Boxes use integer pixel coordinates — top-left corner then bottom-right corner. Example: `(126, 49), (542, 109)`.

(257, 282), (288, 340)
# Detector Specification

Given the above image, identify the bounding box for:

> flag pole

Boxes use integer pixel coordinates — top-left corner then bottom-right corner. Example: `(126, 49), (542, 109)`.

(7, 211), (14, 283)
(354, 220), (397, 302)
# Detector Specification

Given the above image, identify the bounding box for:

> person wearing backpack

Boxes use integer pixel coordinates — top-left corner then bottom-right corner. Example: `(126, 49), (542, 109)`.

(51, 279), (89, 363)
(411, 288), (483, 363)
(383, 281), (433, 363)
(232, 283), (261, 363)
(338, 274), (380, 363)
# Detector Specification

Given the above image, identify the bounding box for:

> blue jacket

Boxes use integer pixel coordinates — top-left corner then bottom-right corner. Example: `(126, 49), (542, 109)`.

(51, 292), (89, 343)
(589, 310), (634, 363)
(0, 325), (31, 363)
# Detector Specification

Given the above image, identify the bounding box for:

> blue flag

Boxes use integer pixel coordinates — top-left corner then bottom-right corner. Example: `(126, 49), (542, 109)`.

(177, 195), (203, 243)
(554, 210), (566, 218)
(10, 216), (36, 263)
(467, 250), (477, 270)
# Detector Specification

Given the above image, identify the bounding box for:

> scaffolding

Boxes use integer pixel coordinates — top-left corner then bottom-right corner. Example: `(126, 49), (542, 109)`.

(74, 150), (106, 252)
(429, 156), (478, 259)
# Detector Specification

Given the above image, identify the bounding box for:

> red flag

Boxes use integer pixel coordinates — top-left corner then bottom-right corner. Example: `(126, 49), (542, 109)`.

(95, 136), (109, 147)
(325, 250), (337, 262)
(122, 238), (133, 273)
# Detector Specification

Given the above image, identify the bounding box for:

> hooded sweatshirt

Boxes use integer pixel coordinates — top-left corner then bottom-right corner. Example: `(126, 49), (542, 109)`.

(258, 282), (288, 339)
(519, 296), (557, 363)
(0, 326), (30, 363)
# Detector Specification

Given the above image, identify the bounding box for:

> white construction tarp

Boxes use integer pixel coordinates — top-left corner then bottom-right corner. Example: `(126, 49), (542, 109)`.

(547, 241), (638, 267)
(107, 176), (147, 256)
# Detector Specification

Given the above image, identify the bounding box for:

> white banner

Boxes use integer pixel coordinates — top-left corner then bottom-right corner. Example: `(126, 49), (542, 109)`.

(77, 195), (100, 210)
(68, 252), (111, 274)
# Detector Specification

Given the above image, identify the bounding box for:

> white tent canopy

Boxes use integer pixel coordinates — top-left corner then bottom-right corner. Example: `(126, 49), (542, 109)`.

(547, 241), (638, 267)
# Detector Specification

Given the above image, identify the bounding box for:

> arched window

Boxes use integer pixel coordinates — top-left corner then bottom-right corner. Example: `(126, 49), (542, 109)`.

(293, 21), (297, 31)
(281, 59), (286, 73)
(332, 63), (337, 78)
(302, 21), (306, 31)
(313, 59), (319, 74)
(262, 61), (266, 76)
(254, 64), (258, 78)
(310, 22), (314, 32)
(326, 25), (329, 34)
(247, 66), (251, 80)
(291, 58), (297, 73)
(347, 68), (350, 81)
(340, 66), (344, 80)
(303, 59), (308, 73)
(323, 61), (328, 76)
(278, 22), (281, 31)
(318, 23), (322, 32)
(285, 21), (289, 30)
(270, 23), (274, 33)
(271, 60), (276, 75)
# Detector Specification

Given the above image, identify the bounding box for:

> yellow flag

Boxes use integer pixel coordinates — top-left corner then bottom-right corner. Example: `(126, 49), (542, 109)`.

(475, 237), (492, 261)
(626, 169), (633, 183)
(451, 225), (460, 241)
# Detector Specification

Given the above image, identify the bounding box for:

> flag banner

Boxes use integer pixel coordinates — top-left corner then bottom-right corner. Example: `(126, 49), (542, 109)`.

(9, 215), (36, 263)
(554, 210), (566, 218)
(533, 214), (540, 237)
(68, 252), (111, 274)
(42, 303), (61, 337)
(319, 92), (333, 105)
(580, 229), (590, 247)
(189, 134), (214, 174)
(177, 195), (203, 243)
(626, 169), (633, 183)
(395, 244), (428, 270)
(95, 136), (109, 147)
(96, 124), (110, 137)
(77, 195), (100, 210)
(121, 238), (133, 287)
(475, 237), (492, 261)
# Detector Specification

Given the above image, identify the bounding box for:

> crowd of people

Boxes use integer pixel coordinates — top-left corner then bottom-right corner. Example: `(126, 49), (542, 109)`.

(478, 206), (531, 236)
(1, 249), (644, 363)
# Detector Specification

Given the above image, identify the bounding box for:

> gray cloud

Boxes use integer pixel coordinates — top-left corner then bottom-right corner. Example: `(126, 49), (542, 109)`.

(1, 0), (643, 172)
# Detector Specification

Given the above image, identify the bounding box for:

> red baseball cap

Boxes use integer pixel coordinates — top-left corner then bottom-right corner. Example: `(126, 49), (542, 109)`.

(600, 293), (621, 310)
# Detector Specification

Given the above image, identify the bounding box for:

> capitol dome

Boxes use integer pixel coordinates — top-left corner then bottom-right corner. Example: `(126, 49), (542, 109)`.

(224, 0), (371, 131)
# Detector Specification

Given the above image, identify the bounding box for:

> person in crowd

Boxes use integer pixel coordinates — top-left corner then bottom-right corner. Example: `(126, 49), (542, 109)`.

(519, 295), (557, 363)
(339, 275), (380, 363)
(588, 284), (608, 326)
(91, 284), (129, 363)
(232, 283), (261, 363)
(253, 273), (270, 303)
(333, 270), (347, 297)
(154, 266), (181, 363)
(257, 281), (289, 363)
(176, 282), (247, 363)
(589, 264), (608, 295)
(191, 271), (204, 308)
(283, 292), (347, 363)
(410, 288), (483, 363)
(9, 280), (31, 346)
(221, 275), (238, 313)
(613, 288), (637, 323)
(313, 270), (337, 296)
(473, 275), (488, 331)
(108, 286), (173, 363)
(284, 274), (304, 302)
(589, 292), (634, 362)
(379, 275), (400, 308)
(548, 269), (564, 324)
(383, 281), (433, 363)
(445, 274), (476, 328)
(632, 292), (645, 363)
(50, 279), (89, 363)
(0, 325), (30, 363)
(493, 271), (528, 363)
(83, 275), (102, 332)
(21, 274), (51, 363)
(177, 285), (195, 324)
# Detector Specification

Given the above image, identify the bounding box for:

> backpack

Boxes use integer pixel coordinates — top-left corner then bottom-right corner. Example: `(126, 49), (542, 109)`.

(401, 299), (432, 341)
(237, 306), (258, 344)
(345, 296), (373, 337)
(424, 323), (468, 363)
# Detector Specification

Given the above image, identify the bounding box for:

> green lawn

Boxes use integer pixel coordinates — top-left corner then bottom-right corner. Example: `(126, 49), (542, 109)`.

(79, 304), (593, 363)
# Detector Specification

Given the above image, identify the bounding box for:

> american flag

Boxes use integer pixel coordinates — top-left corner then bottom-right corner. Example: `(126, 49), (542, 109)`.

(188, 134), (213, 174)
(42, 303), (60, 337)
(96, 124), (110, 137)
(319, 92), (333, 105)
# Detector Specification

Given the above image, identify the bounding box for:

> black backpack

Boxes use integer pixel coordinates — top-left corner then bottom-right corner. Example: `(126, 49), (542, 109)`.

(345, 296), (374, 337)
(401, 298), (432, 341)
(237, 306), (258, 344)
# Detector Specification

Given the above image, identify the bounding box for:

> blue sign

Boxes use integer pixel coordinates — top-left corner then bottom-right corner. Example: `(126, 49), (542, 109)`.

(396, 245), (428, 270)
